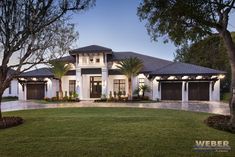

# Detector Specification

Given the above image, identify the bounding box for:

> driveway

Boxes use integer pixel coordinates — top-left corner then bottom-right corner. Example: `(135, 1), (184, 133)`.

(1, 100), (230, 115)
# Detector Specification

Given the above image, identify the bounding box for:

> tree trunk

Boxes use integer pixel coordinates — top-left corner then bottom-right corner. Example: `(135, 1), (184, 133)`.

(0, 93), (2, 119)
(220, 30), (235, 128)
(128, 77), (132, 100)
(59, 79), (63, 99)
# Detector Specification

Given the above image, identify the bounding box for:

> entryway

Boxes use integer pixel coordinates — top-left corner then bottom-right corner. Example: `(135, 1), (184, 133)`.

(90, 76), (102, 98)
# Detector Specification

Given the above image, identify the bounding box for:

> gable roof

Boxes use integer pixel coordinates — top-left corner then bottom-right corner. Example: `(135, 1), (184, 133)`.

(70, 45), (112, 55)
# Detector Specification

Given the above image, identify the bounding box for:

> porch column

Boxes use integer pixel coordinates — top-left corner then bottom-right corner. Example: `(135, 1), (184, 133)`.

(182, 81), (188, 102)
(152, 77), (161, 100)
(76, 68), (83, 99)
(101, 67), (108, 96)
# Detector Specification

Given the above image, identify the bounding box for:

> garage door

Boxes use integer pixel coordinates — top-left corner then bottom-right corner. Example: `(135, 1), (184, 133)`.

(188, 82), (209, 101)
(161, 82), (182, 100)
(27, 84), (45, 100)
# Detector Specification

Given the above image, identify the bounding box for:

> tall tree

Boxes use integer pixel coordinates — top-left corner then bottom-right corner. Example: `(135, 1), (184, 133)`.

(50, 61), (71, 99)
(138, 0), (235, 128)
(117, 57), (143, 100)
(174, 33), (234, 93)
(0, 0), (94, 119)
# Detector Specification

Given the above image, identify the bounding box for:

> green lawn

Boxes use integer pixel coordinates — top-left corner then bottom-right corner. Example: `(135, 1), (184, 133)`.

(0, 108), (234, 157)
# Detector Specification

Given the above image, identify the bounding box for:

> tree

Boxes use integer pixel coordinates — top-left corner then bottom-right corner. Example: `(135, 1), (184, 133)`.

(50, 61), (71, 99)
(140, 84), (151, 98)
(138, 0), (235, 128)
(0, 0), (94, 120)
(117, 57), (143, 100)
(174, 33), (235, 93)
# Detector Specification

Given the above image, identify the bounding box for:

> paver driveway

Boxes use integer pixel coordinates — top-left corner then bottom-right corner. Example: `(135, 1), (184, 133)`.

(1, 100), (230, 115)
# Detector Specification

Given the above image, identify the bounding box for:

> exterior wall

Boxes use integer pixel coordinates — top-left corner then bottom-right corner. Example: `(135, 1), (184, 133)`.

(210, 80), (220, 101)
(3, 79), (18, 97)
(108, 75), (128, 97)
(61, 75), (76, 96)
(182, 81), (188, 102)
(152, 79), (161, 100)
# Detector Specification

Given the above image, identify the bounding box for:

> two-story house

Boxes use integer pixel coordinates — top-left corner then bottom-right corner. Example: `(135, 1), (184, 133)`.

(18, 45), (225, 101)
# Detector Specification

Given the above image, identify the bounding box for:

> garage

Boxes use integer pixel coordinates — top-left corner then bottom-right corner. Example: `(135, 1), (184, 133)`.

(27, 83), (45, 100)
(188, 82), (209, 101)
(161, 82), (182, 100)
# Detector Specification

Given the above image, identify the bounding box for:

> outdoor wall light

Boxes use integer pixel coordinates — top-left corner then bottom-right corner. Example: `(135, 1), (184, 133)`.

(182, 76), (189, 79)
(196, 76), (202, 79)
(168, 76), (175, 80)
(218, 74), (225, 79)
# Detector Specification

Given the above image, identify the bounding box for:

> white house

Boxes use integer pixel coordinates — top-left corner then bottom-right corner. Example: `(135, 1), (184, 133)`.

(17, 45), (225, 101)
(3, 79), (19, 97)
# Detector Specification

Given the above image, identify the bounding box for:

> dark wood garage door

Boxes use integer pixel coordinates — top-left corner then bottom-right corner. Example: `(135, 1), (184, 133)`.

(27, 84), (45, 100)
(161, 82), (182, 100)
(188, 82), (209, 101)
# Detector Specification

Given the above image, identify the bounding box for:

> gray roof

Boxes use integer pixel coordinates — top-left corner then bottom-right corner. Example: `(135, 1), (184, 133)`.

(70, 45), (112, 54)
(19, 68), (76, 78)
(19, 68), (54, 77)
(149, 62), (225, 76)
(51, 56), (75, 63)
(110, 52), (173, 73)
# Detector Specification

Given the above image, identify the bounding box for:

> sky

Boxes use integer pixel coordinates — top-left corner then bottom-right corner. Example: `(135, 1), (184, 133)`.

(71, 0), (235, 61)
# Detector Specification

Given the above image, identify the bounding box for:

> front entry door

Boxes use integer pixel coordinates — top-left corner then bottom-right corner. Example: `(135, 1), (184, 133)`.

(90, 76), (102, 98)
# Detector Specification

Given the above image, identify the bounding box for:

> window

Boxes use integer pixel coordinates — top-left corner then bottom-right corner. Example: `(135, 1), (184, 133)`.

(69, 80), (76, 93)
(139, 78), (145, 87)
(96, 58), (100, 63)
(9, 83), (11, 94)
(89, 57), (93, 63)
(113, 79), (125, 93)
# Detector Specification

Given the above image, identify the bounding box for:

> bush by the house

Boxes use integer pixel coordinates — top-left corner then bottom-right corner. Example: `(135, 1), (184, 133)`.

(0, 117), (23, 129)
(205, 115), (235, 133)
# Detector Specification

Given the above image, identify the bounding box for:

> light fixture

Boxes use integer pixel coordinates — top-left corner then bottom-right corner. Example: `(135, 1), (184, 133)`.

(168, 76), (175, 80)
(182, 76), (189, 80)
(196, 76), (202, 79)
(218, 74), (225, 79)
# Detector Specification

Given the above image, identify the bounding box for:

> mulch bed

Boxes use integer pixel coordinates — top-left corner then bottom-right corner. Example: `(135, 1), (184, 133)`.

(204, 115), (235, 133)
(0, 117), (23, 129)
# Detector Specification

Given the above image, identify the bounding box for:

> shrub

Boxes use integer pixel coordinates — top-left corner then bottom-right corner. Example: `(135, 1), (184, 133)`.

(63, 96), (68, 101)
(44, 97), (50, 101)
(51, 97), (58, 101)
(0, 117), (23, 129)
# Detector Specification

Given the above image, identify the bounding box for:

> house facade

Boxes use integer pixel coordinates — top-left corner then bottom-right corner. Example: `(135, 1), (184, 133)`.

(18, 45), (225, 101)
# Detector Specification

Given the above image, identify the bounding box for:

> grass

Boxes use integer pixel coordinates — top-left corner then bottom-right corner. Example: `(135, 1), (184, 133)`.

(0, 108), (235, 157)
(2, 96), (18, 102)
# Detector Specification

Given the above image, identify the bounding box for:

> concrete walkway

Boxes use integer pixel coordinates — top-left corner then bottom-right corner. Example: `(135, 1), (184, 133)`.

(1, 100), (230, 115)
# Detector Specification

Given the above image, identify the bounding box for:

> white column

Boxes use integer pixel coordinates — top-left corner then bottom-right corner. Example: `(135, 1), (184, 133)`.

(152, 78), (161, 100)
(182, 81), (188, 102)
(76, 68), (83, 99)
(210, 80), (220, 101)
(101, 67), (108, 96)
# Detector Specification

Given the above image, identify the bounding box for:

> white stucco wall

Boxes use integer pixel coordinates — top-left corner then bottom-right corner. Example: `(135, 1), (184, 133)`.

(3, 79), (18, 97)
(210, 80), (220, 101)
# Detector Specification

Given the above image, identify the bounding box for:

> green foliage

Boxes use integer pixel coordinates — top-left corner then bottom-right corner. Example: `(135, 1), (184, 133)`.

(1, 108), (235, 156)
(50, 61), (71, 79)
(116, 57), (143, 78)
(140, 84), (151, 97)
(174, 33), (235, 92)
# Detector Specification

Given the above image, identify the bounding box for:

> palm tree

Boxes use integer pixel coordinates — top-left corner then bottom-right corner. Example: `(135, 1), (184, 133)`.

(117, 57), (143, 100)
(140, 84), (151, 98)
(50, 61), (71, 99)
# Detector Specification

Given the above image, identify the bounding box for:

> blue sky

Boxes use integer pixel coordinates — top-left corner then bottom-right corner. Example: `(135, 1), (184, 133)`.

(71, 0), (235, 61)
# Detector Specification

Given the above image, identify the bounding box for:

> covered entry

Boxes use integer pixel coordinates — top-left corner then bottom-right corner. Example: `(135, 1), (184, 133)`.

(90, 76), (102, 98)
(27, 83), (45, 100)
(188, 82), (209, 101)
(161, 82), (182, 100)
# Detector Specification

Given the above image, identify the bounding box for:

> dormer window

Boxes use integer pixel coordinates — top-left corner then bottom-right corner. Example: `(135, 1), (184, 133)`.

(96, 58), (100, 63)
